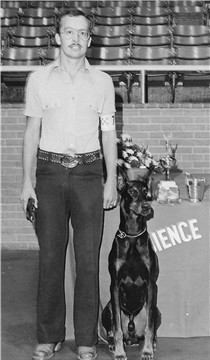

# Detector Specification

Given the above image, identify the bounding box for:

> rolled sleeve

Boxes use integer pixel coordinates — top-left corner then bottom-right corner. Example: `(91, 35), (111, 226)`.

(24, 72), (43, 118)
(100, 74), (116, 131)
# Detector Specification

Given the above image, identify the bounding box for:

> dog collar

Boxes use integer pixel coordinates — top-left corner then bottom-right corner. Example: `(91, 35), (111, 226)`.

(117, 228), (147, 239)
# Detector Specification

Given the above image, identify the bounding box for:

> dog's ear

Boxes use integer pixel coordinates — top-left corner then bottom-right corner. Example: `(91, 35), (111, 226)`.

(117, 165), (126, 193)
(117, 164), (133, 193)
(141, 166), (154, 201)
(146, 175), (153, 201)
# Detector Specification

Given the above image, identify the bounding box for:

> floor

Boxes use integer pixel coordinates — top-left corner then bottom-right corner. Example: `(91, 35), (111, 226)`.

(2, 250), (210, 360)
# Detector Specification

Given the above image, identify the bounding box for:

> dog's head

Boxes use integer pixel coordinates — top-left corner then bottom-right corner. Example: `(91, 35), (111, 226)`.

(117, 165), (154, 221)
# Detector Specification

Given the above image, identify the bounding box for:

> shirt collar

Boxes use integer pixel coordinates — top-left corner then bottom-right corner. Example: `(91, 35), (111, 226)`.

(48, 58), (94, 84)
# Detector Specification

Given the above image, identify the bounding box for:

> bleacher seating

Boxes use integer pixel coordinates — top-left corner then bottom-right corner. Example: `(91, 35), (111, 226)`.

(9, 26), (51, 48)
(87, 46), (130, 64)
(27, 1), (63, 8)
(1, 1), (28, 8)
(94, 15), (131, 26)
(41, 46), (59, 64)
(1, 0), (210, 104)
(1, 47), (42, 65)
(130, 47), (173, 64)
(175, 45), (210, 64)
(18, 8), (57, 26)
(0, 8), (20, 27)
(132, 35), (171, 46)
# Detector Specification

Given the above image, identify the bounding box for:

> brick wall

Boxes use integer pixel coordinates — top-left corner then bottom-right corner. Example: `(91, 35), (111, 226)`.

(121, 103), (210, 173)
(1, 103), (210, 249)
(1, 104), (38, 249)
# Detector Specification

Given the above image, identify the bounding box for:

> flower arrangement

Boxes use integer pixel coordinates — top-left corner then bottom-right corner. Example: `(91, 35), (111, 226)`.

(117, 134), (159, 171)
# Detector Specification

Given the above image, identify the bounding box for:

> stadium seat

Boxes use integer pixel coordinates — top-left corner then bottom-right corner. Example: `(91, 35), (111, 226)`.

(19, 8), (56, 26)
(94, 16), (131, 26)
(171, 4), (207, 25)
(10, 25), (49, 38)
(173, 24), (210, 37)
(172, 25), (210, 46)
(171, 4), (206, 14)
(63, 1), (97, 7)
(132, 15), (170, 26)
(95, 7), (131, 17)
(9, 26), (50, 47)
(1, 47), (42, 65)
(87, 46), (130, 64)
(97, 1), (134, 7)
(173, 34), (210, 46)
(132, 24), (171, 37)
(1, 27), (10, 48)
(41, 46), (60, 64)
(92, 36), (130, 47)
(169, 1), (204, 7)
(27, 1), (63, 8)
(0, 8), (19, 27)
(1, 1), (27, 8)
(92, 25), (131, 38)
(134, 1), (170, 7)
(174, 45), (210, 65)
(132, 34), (171, 46)
(132, 6), (170, 17)
(130, 46), (173, 64)
(10, 36), (49, 47)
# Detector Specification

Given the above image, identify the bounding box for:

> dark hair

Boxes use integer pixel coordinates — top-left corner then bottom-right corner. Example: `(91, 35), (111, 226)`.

(56, 9), (93, 34)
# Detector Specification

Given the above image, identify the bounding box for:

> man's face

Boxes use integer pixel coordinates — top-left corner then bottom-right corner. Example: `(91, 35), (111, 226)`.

(56, 15), (91, 59)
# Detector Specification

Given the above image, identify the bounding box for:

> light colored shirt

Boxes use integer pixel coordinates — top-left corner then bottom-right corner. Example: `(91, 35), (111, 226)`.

(24, 59), (116, 154)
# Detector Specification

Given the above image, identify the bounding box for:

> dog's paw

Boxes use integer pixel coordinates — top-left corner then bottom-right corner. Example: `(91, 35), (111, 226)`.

(108, 343), (115, 353)
(141, 351), (154, 360)
(107, 334), (115, 353)
(114, 349), (127, 360)
(114, 355), (127, 360)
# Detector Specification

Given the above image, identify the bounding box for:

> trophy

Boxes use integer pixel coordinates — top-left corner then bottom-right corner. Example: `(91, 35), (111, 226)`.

(157, 134), (180, 203)
(159, 134), (177, 181)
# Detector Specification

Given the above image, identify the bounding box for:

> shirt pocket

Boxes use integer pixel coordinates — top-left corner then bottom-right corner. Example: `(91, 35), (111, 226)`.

(81, 91), (103, 114)
(39, 90), (61, 111)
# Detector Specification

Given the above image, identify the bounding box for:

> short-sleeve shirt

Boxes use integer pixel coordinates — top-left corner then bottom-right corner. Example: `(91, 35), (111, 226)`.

(24, 59), (116, 154)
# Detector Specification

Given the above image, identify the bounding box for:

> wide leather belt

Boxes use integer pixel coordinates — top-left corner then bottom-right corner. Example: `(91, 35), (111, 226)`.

(37, 148), (102, 169)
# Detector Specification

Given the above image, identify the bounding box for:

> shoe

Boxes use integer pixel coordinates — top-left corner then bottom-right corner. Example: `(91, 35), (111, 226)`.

(32, 342), (62, 360)
(78, 347), (97, 360)
(78, 353), (97, 360)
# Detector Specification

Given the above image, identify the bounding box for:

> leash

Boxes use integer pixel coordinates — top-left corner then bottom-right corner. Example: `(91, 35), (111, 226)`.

(117, 228), (147, 239)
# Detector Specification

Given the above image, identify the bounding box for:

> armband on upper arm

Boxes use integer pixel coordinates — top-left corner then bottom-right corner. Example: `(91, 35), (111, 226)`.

(100, 114), (116, 131)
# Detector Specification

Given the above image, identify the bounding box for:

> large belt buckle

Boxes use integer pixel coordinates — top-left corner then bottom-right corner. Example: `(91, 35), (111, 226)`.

(61, 155), (78, 168)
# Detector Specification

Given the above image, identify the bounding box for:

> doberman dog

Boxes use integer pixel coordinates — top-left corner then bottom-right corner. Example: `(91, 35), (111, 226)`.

(102, 167), (161, 360)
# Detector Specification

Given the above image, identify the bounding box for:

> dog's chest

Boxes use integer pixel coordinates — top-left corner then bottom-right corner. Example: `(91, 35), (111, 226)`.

(114, 235), (151, 277)
(121, 304), (147, 340)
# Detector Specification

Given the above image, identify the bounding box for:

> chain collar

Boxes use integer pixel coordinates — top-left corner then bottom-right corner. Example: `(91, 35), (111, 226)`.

(117, 228), (147, 239)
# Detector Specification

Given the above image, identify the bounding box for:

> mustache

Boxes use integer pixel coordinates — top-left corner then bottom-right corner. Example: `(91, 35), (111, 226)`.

(70, 42), (82, 47)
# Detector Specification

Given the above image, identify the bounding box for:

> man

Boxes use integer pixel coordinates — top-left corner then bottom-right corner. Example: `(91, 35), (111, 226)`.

(20, 9), (117, 360)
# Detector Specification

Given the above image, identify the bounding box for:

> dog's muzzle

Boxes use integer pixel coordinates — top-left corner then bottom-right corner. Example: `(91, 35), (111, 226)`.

(130, 202), (152, 217)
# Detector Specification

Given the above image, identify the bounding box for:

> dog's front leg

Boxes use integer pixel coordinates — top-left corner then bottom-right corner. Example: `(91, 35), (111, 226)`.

(111, 281), (127, 360)
(141, 319), (154, 360)
(141, 283), (156, 360)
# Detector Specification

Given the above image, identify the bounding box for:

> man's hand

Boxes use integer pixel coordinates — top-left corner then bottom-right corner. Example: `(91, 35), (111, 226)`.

(103, 179), (118, 210)
(20, 181), (38, 213)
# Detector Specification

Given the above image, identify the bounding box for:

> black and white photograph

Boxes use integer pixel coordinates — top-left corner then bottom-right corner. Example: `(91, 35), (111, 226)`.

(1, 0), (210, 359)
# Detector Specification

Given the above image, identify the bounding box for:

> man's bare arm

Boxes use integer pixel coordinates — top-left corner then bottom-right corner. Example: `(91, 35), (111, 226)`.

(102, 129), (118, 209)
(20, 116), (41, 211)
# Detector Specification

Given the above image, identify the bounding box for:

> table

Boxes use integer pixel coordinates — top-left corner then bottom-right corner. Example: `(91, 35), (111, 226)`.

(65, 173), (210, 339)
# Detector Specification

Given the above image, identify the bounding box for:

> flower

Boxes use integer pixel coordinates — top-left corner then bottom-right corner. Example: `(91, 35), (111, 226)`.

(117, 134), (158, 170)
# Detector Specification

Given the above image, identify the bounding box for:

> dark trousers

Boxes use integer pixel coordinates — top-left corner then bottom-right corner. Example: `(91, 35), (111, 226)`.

(35, 158), (104, 347)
